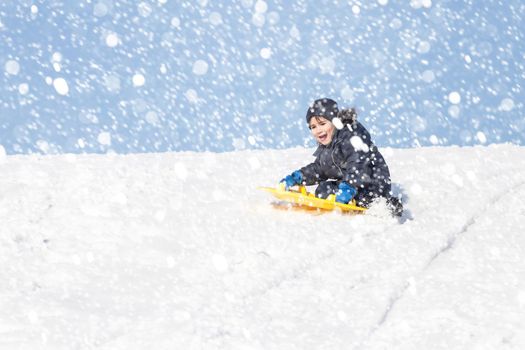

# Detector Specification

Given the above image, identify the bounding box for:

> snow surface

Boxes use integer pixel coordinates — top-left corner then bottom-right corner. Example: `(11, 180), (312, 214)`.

(1, 145), (525, 349)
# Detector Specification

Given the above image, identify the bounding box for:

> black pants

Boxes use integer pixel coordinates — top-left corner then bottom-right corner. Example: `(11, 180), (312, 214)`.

(315, 180), (340, 199)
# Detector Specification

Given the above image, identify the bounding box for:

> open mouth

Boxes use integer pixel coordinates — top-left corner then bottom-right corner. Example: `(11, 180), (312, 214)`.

(318, 133), (328, 143)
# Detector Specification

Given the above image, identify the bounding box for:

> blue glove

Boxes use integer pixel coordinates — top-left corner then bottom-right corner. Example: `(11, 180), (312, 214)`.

(336, 182), (357, 204)
(280, 170), (303, 190)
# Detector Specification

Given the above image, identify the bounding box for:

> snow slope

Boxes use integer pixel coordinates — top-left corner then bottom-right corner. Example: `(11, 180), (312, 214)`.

(1, 145), (525, 349)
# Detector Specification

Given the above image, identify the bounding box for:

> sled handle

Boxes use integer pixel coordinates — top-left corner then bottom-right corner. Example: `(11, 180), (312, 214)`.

(326, 193), (358, 206)
(298, 185), (307, 195)
(277, 183), (308, 195)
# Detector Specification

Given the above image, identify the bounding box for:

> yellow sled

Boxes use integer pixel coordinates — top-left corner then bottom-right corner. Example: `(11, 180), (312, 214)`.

(258, 185), (367, 213)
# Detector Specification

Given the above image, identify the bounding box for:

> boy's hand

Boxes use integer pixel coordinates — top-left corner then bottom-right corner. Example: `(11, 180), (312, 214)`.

(280, 170), (303, 190)
(335, 182), (357, 204)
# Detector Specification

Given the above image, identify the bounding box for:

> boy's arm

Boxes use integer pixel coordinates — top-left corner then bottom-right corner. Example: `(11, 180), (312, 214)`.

(300, 159), (323, 186)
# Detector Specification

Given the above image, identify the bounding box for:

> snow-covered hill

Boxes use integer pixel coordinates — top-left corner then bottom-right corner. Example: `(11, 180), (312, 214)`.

(1, 145), (525, 349)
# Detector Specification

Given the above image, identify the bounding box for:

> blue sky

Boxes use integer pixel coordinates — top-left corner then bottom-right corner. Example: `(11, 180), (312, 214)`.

(1, 0), (524, 154)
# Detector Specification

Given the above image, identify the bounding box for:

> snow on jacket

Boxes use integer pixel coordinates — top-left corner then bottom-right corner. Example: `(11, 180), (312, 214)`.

(300, 121), (392, 205)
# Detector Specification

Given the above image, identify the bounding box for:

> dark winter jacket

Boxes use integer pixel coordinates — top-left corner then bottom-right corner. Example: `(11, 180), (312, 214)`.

(300, 121), (392, 206)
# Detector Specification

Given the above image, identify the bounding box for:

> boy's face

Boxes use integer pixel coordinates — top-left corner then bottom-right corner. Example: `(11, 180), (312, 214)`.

(309, 116), (335, 145)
